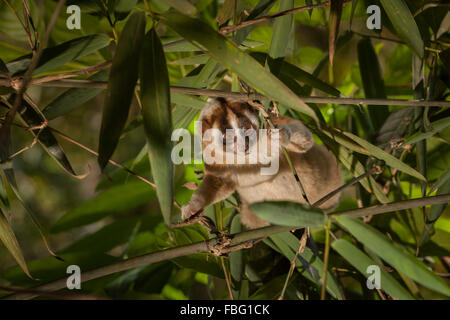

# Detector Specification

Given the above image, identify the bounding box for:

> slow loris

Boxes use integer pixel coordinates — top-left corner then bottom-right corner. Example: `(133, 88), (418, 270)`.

(181, 98), (342, 229)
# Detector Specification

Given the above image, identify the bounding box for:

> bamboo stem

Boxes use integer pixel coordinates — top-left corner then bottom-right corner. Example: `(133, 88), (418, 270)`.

(5, 193), (450, 300)
(1, 79), (448, 107)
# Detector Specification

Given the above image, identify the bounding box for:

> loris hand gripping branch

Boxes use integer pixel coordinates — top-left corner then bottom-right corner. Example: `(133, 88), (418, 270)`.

(181, 98), (342, 229)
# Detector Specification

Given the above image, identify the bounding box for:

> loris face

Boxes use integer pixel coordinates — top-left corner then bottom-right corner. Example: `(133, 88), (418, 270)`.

(198, 98), (262, 163)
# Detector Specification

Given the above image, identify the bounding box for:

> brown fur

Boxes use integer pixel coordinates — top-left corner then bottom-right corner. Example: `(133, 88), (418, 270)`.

(182, 98), (342, 229)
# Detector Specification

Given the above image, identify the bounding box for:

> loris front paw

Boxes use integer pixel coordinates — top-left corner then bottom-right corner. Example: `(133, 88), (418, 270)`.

(181, 199), (203, 221)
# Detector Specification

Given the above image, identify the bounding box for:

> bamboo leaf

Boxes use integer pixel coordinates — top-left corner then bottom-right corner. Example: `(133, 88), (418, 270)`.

(229, 214), (243, 298)
(268, 232), (343, 299)
(163, 0), (197, 16)
(357, 38), (389, 131)
(329, 0), (344, 67)
(7, 34), (111, 76)
(160, 12), (319, 122)
(337, 215), (450, 297)
(342, 131), (427, 181)
(250, 201), (327, 227)
(139, 29), (174, 226)
(12, 95), (80, 177)
(269, 0), (293, 59)
(403, 117), (450, 146)
(43, 69), (109, 120)
(380, 0), (424, 57)
(332, 239), (414, 300)
(218, 0), (237, 26)
(98, 12), (146, 169)
(51, 180), (155, 233)
(0, 208), (33, 279)
(420, 178), (450, 247)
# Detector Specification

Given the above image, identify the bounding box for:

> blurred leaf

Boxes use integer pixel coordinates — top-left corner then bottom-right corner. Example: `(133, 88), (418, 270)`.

(403, 117), (450, 146)
(163, 0), (198, 16)
(329, 0), (344, 67)
(2, 251), (117, 287)
(233, 0), (277, 45)
(51, 180), (155, 233)
(0, 208), (32, 279)
(140, 29), (174, 226)
(420, 178), (450, 247)
(380, 0), (424, 57)
(269, 0), (293, 59)
(249, 273), (298, 299)
(250, 52), (341, 96)
(332, 239), (414, 299)
(440, 48), (450, 74)
(160, 12), (319, 122)
(336, 146), (389, 203)
(350, 0), (359, 28)
(98, 11), (146, 169)
(342, 131), (427, 181)
(7, 34), (111, 76)
(218, 0), (236, 26)
(229, 214), (243, 298)
(337, 215), (450, 297)
(268, 232), (343, 299)
(250, 201), (327, 227)
(43, 68), (109, 120)
(357, 38), (389, 131)
(428, 168), (450, 195)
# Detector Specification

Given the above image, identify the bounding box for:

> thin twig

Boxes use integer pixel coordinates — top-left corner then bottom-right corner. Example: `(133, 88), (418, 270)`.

(3, 80), (448, 107)
(6, 194), (450, 300)
(221, 257), (234, 300)
(29, 61), (112, 86)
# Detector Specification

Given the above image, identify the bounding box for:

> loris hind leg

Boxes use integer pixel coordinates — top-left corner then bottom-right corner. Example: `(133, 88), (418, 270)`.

(239, 203), (270, 229)
(272, 117), (314, 153)
(181, 174), (235, 220)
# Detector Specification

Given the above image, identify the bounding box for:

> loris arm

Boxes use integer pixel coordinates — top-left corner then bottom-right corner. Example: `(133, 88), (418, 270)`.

(272, 117), (315, 153)
(181, 174), (236, 220)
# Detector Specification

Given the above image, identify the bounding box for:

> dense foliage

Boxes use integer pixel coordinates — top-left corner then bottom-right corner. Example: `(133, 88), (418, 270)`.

(0, 0), (449, 300)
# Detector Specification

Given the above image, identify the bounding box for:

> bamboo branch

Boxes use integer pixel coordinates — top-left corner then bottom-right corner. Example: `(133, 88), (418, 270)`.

(5, 193), (450, 300)
(1, 79), (448, 107)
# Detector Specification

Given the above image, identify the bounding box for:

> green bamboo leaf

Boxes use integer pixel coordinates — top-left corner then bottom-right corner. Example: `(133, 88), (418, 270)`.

(250, 201), (327, 227)
(268, 232), (343, 299)
(163, 0), (197, 16)
(233, 0), (277, 45)
(7, 34), (111, 76)
(350, 0), (359, 28)
(0, 168), (60, 260)
(229, 214), (243, 298)
(420, 178), (450, 247)
(139, 29), (174, 226)
(357, 38), (389, 131)
(342, 131), (427, 181)
(269, 0), (293, 59)
(98, 12), (146, 169)
(280, 62), (341, 97)
(0, 208), (33, 279)
(428, 168), (450, 195)
(51, 180), (155, 233)
(336, 146), (389, 203)
(218, 0), (237, 26)
(332, 239), (414, 300)
(403, 117), (450, 146)
(380, 0), (424, 57)
(43, 68), (109, 120)
(12, 95), (80, 177)
(0, 175), (10, 212)
(160, 12), (319, 122)
(337, 215), (450, 297)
